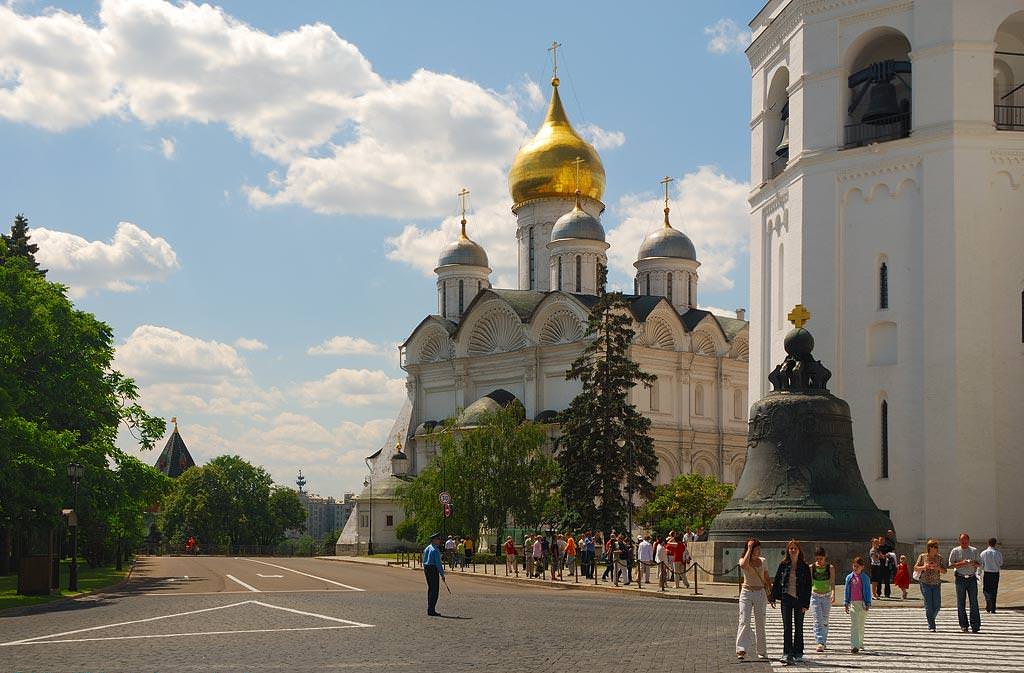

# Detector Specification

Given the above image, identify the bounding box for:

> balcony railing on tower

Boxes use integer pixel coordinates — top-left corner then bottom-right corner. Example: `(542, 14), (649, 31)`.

(843, 111), (911, 149)
(995, 88), (1024, 130)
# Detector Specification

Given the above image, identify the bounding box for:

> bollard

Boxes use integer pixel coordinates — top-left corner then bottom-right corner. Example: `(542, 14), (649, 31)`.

(693, 562), (700, 595)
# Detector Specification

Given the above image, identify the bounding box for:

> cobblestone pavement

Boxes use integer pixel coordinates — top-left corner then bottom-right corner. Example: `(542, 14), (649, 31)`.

(0, 556), (762, 673)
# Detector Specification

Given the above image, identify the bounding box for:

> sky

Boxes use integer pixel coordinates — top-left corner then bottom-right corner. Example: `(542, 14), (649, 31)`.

(1, 0), (765, 498)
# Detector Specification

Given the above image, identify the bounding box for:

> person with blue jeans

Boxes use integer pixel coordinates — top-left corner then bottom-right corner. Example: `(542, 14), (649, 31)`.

(809, 547), (836, 652)
(914, 538), (947, 631)
(949, 532), (982, 633)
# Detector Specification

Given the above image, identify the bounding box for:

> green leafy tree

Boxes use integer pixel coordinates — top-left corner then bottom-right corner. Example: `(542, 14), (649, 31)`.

(398, 404), (558, 550)
(638, 472), (735, 538)
(556, 265), (658, 535)
(0, 214), (43, 273)
(268, 486), (307, 543)
(0, 230), (165, 574)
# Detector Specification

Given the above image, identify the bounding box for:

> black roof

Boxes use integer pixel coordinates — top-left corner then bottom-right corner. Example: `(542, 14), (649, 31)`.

(154, 426), (196, 478)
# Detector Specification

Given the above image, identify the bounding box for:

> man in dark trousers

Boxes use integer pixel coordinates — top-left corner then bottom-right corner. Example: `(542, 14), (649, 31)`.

(422, 532), (445, 616)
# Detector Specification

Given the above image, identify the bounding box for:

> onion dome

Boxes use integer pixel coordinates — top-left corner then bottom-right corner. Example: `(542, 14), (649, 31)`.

(508, 77), (605, 208)
(550, 192), (605, 242)
(637, 201), (697, 261)
(437, 218), (488, 268)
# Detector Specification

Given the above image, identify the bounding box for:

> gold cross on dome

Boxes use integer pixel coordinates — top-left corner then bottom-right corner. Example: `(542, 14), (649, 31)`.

(787, 304), (811, 328)
(660, 175), (674, 210)
(548, 41), (562, 79)
(572, 156), (584, 190)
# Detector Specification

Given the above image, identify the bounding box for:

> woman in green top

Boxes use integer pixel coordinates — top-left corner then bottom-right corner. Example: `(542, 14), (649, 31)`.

(809, 547), (836, 651)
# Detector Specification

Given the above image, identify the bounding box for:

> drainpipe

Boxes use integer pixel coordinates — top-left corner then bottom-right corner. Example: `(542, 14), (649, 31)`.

(716, 357), (724, 481)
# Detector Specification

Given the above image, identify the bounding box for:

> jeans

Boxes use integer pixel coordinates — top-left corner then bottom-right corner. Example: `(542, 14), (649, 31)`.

(424, 566), (440, 614)
(955, 574), (981, 631)
(780, 594), (805, 656)
(736, 587), (767, 656)
(920, 582), (941, 629)
(849, 600), (867, 648)
(983, 572), (1000, 612)
(810, 592), (831, 645)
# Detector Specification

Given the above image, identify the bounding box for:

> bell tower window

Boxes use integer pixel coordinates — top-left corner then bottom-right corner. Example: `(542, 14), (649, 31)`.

(879, 260), (889, 309)
(843, 32), (912, 149)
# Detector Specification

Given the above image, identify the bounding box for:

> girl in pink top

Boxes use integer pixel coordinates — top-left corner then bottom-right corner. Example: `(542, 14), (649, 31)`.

(844, 557), (872, 653)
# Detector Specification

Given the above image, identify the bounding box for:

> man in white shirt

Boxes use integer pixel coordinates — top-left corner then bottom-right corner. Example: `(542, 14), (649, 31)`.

(949, 533), (982, 633)
(979, 538), (1004, 614)
(637, 535), (654, 583)
(443, 535), (456, 568)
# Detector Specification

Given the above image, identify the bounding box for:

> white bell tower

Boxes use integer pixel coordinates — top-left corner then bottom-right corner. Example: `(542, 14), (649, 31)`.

(747, 0), (1024, 553)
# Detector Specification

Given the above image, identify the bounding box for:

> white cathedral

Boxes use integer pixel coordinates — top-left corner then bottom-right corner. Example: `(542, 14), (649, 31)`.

(337, 68), (750, 553)
(748, 0), (1024, 560)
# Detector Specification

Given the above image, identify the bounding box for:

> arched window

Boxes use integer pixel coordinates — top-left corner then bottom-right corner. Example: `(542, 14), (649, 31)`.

(880, 398), (889, 478)
(667, 272), (673, 304)
(458, 279), (464, 315)
(994, 13), (1024, 130)
(528, 227), (535, 289)
(557, 257), (563, 291)
(575, 255), (582, 293)
(634, 277), (639, 295)
(733, 389), (744, 420)
(843, 29), (912, 148)
(649, 381), (659, 412)
(441, 281), (447, 317)
(687, 275), (693, 306)
(694, 384), (705, 417)
(879, 260), (889, 309)
(646, 273), (651, 296)
(477, 280), (481, 292)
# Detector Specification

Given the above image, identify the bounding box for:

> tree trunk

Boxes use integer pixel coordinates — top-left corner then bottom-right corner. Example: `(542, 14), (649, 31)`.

(115, 538), (123, 571)
(0, 526), (10, 574)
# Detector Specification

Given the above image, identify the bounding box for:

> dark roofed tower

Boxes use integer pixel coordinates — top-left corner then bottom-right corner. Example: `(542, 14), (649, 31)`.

(154, 417), (196, 478)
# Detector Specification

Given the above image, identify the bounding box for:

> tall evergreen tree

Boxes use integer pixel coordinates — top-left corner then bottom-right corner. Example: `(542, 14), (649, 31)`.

(556, 265), (658, 535)
(1, 214), (44, 274)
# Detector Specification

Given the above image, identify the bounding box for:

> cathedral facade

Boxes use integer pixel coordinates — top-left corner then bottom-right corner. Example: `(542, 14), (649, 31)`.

(338, 72), (749, 553)
(747, 0), (1024, 559)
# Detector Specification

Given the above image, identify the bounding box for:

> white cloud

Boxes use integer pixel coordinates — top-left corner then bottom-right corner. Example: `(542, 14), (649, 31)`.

(117, 325), (250, 382)
(307, 335), (386, 357)
(33, 222), (179, 297)
(160, 136), (176, 159)
(234, 337), (268, 351)
(606, 166), (748, 292)
(1, 0), (538, 218)
(385, 200), (518, 278)
(704, 18), (751, 55)
(293, 368), (406, 408)
(699, 305), (742, 319)
(580, 123), (625, 150)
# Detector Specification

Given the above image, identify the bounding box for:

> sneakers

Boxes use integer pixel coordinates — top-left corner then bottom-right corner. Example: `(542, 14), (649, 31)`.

(816, 644), (825, 653)
(961, 627), (969, 633)
(850, 647), (859, 654)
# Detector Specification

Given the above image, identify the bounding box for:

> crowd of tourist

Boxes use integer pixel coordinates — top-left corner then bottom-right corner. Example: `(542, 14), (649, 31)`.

(735, 531), (1006, 665)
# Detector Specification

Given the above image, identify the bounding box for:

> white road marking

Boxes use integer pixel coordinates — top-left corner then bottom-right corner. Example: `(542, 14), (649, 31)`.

(250, 600), (373, 627)
(241, 558), (364, 591)
(256, 574), (284, 578)
(225, 574), (261, 593)
(1, 601), (252, 646)
(140, 589), (350, 596)
(1, 600), (375, 647)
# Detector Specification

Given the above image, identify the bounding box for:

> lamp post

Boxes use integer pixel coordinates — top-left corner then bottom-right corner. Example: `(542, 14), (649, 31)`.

(363, 475), (373, 556)
(66, 462), (84, 591)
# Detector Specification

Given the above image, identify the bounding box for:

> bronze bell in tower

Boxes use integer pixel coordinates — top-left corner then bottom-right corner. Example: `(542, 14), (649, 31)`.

(775, 103), (790, 158)
(862, 80), (901, 124)
(710, 306), (894, 542)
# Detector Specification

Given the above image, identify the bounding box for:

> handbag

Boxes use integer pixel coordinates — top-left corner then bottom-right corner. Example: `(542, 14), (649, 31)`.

(912, 569), (922, 581)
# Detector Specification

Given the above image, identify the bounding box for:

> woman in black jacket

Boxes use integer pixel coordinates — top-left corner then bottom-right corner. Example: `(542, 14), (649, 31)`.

(771, 539), (812, 665)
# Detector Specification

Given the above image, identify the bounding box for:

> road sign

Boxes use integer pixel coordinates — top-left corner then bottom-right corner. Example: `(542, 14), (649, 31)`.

(443, 503), (452, 518)
(438, 491), (451, 505)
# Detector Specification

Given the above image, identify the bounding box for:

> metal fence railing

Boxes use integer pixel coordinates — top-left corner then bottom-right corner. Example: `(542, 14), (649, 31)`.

(843, 111), (911, 149)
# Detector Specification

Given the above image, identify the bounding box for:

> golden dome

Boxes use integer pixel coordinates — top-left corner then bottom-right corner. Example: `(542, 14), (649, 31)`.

(508, 78), (605, 209)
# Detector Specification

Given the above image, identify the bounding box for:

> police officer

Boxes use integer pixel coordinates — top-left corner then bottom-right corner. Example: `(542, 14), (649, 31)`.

(423, 532), (445, 616)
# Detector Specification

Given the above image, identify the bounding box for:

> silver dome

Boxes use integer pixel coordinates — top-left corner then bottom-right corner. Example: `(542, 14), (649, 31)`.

(437, 235), (488, 268)
(550, 206), (605, 242)
(637, 225), (697, 261)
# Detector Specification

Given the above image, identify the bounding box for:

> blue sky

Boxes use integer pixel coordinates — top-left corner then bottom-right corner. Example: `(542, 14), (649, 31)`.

(1, 0), (764, 497)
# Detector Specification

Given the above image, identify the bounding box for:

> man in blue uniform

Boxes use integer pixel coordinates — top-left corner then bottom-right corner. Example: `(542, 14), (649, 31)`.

(423, 531), (445, 616)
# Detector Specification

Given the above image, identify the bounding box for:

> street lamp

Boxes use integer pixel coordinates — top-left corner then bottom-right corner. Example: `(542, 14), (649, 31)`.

(363, 475), (373, 556)
(66, 462), (85, 591)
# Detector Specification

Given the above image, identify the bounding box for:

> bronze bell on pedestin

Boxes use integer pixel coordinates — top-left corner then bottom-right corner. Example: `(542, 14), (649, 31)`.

(709, 305), (894, 542)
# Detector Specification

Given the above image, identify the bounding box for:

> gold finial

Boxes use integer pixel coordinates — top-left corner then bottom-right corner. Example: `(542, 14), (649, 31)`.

(395, 435), (403, 453)
(457, 187), (470, 238)
(571, 156), (584, 208)
(660, 175), (674, 227)
(787, 304), (811, 329)
(171, 416), (178, 431)
(548, 40), (562, 86)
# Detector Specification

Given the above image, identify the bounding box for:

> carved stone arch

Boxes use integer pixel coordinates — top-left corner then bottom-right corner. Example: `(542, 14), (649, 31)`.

(691, 330), (717, 356)
(725, 453), (747, 485)
(691, 453), (716, 477)
(654, 449), (680, 485)
(731, 337), (749, 361)
(638, 317), (676, 350)
(465, 304), (527, 356)
(417, 329), (454, 364)
(537, 308), (585, 345)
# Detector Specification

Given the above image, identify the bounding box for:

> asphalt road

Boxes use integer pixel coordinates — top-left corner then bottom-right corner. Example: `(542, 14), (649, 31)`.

(0, 555), (753, 673)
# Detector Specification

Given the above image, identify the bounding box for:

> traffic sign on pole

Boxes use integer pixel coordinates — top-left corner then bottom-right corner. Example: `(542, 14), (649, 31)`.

(438, 491), (451, 505)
